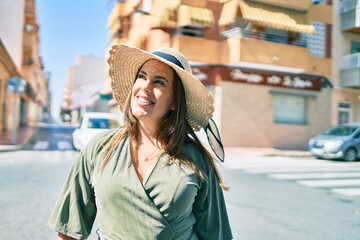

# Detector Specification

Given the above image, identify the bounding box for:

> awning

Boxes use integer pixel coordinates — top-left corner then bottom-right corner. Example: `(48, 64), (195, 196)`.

(153, 8), (178, 29)
(219, 0), (239, 26)
(109, 20), (121, 38)
(152, 5), (214, 29)
(219, 0), (316, 34)
(178, 5), (214, 28)
(107, 0), (140, 28)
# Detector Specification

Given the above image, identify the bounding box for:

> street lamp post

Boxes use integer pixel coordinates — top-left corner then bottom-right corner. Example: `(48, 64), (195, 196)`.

(6, 77), (26, 144)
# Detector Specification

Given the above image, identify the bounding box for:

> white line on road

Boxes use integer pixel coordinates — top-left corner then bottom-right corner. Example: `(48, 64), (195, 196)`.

(298, 179), (360, 188)
(57, 141), (73, 150)
(331, 188), (360, 202)
(244, 166), (360, 174)
(270, 172), (360, 180)
(33, 141), (49, 150)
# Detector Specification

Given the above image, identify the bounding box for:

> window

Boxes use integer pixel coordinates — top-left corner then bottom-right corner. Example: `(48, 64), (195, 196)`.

(273, 93), (307, 124)
(351, 42), (360, 54)
(338, 102), (351, 124)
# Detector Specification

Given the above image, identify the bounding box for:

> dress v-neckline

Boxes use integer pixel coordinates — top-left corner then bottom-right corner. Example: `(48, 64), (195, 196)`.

(130, 153), (162, 187)
(141, 156), (161, 185)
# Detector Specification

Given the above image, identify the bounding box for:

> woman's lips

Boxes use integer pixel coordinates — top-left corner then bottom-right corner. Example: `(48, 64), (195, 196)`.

(137, 96), (154, 105)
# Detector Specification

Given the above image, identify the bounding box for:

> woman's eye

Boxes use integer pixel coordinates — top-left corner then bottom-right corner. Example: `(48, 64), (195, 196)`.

(154, 79), (166, 86)
(137, 73), (147, 80)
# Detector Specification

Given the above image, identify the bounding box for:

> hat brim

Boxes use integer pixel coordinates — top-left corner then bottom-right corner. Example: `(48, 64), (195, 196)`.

(108, 44), (214, 131)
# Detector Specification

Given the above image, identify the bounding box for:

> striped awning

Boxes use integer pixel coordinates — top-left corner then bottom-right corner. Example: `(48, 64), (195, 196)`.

(153, 5), (214, 29)
(108, 3), (129, 28)
(107, 0), (140, 28)
(153, 8), (178, 29)
(219, 0), (239, 26)
(109, 20), (121, 38)
(178, 5), (214, 27)
(219, 0), (316, 34)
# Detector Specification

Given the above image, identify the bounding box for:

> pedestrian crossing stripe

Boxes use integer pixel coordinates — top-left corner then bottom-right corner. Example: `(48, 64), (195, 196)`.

(223, 156), (360, 202)
(32, 141), (74, 150)
(269, 172), (360, 180)
(57, 141), (73, 150)
(33, 141), (49, 150)
(245, 166), (360, 174)
(331, 188), (360, 202)
(298, 179), (360, 188)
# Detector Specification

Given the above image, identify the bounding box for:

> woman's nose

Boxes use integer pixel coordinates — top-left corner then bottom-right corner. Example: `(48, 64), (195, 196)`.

(141, 79), (152, 92)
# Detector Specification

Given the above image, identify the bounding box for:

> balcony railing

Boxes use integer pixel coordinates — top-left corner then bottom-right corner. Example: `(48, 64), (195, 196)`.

(341, 53), (360, 69)
(221, 27), (307, 47)
(340, 0), (359, 13)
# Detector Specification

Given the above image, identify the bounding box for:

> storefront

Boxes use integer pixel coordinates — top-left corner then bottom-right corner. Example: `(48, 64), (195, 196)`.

(192, 66), (333, 150)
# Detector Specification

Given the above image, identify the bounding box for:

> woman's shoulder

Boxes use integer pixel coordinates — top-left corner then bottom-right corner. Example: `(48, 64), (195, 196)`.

(183, 143), (209, 168)
(82, 128), (121, 156)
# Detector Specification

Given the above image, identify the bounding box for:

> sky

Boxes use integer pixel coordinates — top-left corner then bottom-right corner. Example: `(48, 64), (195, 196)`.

(36, 0), (115, 118)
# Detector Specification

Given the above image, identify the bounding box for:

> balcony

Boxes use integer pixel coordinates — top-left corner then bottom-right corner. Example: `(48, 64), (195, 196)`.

(170, 35), (219, 64)
(263, 0), (311, 10)
(167, 28), (331, 77)
(222, 28), (307, 48)
(340, 0), (360, 33)
(219, 28), (331, 76)
(340, 53), (360, 87)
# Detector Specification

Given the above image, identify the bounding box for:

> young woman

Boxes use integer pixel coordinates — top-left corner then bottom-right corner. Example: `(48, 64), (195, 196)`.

(48, 44), (233, 240)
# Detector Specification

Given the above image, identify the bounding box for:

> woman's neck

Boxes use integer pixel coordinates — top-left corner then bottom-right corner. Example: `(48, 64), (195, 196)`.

(138, 123), (158, 147)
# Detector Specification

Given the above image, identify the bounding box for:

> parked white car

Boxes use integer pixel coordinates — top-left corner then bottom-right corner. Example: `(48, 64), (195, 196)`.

(72, 112), (123, 151)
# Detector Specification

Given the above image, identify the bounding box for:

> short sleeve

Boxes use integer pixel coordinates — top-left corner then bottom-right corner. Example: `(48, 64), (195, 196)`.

(47, 148), (97, 240)
(192, 158), (233, 240)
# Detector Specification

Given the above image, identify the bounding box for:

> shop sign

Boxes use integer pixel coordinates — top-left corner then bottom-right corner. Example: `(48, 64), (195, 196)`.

(223, 68), (321, 91)
(191, 66), (322, 91)
(191, 68), (210, 82)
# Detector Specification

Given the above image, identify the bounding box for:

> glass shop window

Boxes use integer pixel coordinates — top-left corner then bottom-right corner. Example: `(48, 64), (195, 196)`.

(273, 93), (307, 124)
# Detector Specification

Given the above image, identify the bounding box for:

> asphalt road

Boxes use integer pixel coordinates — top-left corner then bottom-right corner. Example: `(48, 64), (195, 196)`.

(22, 123), (75, 151)
(223, 168), (360, 240)
(0, 149), (359, 239)
(1, 124), (359, 239)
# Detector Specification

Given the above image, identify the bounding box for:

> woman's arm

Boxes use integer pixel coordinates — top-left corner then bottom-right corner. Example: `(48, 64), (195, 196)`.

(57, 233), (77, 240)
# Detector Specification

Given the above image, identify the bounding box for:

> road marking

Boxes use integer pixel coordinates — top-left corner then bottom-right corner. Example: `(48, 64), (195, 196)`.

(57, 141), (73, 150)
(245, 166), (360, 174)
(298, 179), (360, 188)
(270, 172), (360, 180)
(224, 157), (360, 172)
(224, 157), (360, 202)
(33, 141), (49, 150)
(331, 188), (360, 202)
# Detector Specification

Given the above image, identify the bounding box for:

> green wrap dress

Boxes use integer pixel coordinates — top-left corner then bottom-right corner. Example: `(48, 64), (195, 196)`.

(48, 129), (233, 240)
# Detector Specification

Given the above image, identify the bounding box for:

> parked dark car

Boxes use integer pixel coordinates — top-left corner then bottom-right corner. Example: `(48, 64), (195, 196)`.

(308, 123), (360, 161)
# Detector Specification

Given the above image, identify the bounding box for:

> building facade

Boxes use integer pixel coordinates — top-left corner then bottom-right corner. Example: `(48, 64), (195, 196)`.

(333, 0), (360, 125)
(0, 0), (50, 133)
(106, 0), (334, 150)
(61, 55), (107, 123)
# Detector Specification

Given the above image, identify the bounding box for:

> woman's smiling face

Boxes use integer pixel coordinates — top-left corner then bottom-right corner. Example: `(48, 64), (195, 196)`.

(131, 59), (175, 127)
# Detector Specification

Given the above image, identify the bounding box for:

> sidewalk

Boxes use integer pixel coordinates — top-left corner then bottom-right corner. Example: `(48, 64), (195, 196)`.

(0, 124), (311, 158)
(225, 146), (311, 158)
(0, 125), (37, 152)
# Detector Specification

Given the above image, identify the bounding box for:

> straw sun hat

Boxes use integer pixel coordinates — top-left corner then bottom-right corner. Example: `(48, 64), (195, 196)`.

(108, 44), (214, 131)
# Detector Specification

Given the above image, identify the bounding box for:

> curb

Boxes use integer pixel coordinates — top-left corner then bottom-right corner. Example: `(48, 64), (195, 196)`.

(0, 145), (22, 152)
(0, 127), (37, 152)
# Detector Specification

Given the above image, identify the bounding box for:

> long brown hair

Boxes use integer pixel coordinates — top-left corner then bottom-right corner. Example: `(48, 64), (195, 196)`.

(101, 67), (228, 190)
